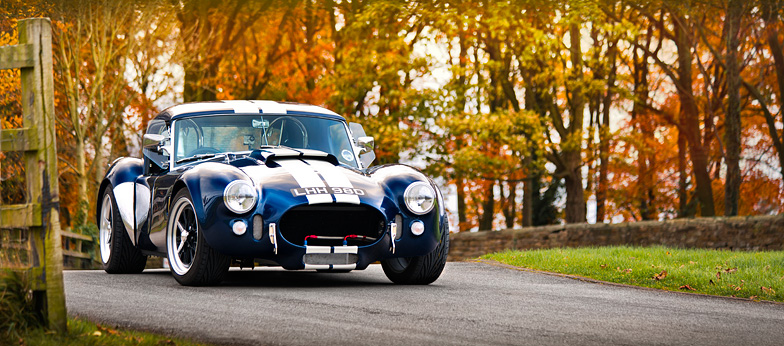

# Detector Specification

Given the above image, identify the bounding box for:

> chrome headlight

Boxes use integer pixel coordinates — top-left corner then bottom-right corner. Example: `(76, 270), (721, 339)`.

(404, 182), (435, 215)
(224, 180), (257, 214)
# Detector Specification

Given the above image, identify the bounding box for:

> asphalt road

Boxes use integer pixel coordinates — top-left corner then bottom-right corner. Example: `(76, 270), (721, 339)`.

(64, 262), (784, 346)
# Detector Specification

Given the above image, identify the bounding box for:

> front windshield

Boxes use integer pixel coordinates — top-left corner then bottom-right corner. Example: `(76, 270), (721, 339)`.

(173, 114), (358, 168)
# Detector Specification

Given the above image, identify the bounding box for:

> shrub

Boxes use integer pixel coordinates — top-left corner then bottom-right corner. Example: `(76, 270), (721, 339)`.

(0, 270), (42, 343)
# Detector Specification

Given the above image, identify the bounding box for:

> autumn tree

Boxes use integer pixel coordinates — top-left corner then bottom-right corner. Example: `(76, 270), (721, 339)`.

(51, 0), (168, 224)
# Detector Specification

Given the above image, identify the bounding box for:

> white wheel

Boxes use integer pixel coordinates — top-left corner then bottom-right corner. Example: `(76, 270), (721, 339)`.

(99, 193), (113, 264)
(167, 195), (199, 276)
(98, 186), (146, 273)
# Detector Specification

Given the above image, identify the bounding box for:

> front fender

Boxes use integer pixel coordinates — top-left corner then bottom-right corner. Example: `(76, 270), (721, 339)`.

(370, 164), (446, 258)
(97, 157), (146, 243)
(177, 163), (253, 251)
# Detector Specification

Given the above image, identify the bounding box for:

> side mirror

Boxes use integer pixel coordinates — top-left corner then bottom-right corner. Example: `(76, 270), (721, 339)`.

(142, 133), (170, 174)
(143, 133), (165, 152)
(349, 122), (376, 168)
(143, 133), (172, 156)
(357, 136), (374, 155)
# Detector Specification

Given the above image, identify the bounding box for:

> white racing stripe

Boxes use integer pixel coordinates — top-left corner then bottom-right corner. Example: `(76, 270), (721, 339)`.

(223, 100), (260, 114)
(276, 159), (333, 204)
(307, 160), (360, 204)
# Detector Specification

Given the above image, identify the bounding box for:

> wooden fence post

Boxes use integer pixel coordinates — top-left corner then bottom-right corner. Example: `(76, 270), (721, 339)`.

(0, 17), (67, 333)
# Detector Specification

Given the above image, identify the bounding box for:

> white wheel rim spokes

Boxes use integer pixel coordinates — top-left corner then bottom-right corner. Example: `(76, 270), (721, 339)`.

(99, 194), (113, 263)
(168, 198), (198, 276)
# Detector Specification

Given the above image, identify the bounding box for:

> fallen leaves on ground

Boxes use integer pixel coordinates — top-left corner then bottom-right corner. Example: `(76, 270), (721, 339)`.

(679, 285), (696, 291)
(652, 270), (667, 281)
(761, 286), (776, 295)
(96, 325), (120, 336)
(724, 267), (738, 273)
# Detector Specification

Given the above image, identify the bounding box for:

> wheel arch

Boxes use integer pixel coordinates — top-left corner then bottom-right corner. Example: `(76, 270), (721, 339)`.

(174, 162), (252, 230)
(96, 158), (143, 235)
(369, 163), (447, 257)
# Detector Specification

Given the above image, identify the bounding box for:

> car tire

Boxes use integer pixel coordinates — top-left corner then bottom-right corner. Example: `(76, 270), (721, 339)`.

(381, 219), (449, 285)
(98, 186), (147, 274)
(167, 189), (230, 286)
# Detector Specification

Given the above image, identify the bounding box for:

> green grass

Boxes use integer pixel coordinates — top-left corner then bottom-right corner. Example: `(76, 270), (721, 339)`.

(1, 269), (212, 345)
(14, 317), (212, 346)
(482, 246), (784, 302)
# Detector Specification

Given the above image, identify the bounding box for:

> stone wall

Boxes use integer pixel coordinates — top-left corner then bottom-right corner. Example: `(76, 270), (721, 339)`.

(447, 215), (784, 261)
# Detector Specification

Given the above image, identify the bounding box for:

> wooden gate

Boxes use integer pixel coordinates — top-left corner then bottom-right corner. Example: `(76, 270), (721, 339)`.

(0, 18), (67, 333)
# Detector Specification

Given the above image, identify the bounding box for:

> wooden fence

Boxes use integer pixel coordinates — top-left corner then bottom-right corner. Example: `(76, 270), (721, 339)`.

(62, 229), (95, 269)
(0, 18), (67, 333)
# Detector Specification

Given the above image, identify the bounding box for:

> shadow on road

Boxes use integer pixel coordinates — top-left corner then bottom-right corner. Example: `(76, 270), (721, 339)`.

(140, 267), (392, 288)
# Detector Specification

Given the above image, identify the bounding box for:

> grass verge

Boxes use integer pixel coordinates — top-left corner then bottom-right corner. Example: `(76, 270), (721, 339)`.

(482, 246), (784, 302)
(1, 270), (212, 345)
(13, 317), (212, 346)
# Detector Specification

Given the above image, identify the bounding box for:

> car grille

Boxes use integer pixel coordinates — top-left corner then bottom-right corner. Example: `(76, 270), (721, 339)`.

(279, 204), (386, 246)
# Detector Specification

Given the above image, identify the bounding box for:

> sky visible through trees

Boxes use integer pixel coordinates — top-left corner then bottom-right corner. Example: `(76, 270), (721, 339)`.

(2, 0), (784, 233)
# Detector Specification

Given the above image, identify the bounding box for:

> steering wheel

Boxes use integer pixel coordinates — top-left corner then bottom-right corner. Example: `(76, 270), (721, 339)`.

(267, 117), (308, 148)
(186, 147), (221, 157)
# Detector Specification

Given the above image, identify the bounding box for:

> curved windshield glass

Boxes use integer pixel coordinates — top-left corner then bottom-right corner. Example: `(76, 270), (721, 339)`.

(173, 114), (358, 168)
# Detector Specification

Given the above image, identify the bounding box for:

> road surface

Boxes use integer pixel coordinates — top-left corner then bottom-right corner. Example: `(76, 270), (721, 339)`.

(64, 262), (784, 345)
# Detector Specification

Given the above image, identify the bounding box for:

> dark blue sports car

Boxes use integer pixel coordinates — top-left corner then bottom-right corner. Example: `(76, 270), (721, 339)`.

(97, 101), (449, 286)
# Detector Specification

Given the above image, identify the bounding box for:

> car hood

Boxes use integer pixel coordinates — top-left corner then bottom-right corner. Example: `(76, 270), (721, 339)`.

(233, 149), (388, 209)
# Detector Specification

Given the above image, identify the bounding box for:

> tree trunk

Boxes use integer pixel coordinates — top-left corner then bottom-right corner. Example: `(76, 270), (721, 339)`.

(677, 130), (691, 217)
(762, 0), (784, 179)
(503, 182), (517, 229)
(478, 181), (495, 231)
(564, 156), (586, 223)
(75, 139), (88, 223)
(456, 177), (468, 232)
(632, 43), (655, 220)
(521, 155), (533, 227)
(564, 22), (586, 223)
(596, 39), (618, 223)
(724, 0), (743, 216)
(673, 11), (715, 217)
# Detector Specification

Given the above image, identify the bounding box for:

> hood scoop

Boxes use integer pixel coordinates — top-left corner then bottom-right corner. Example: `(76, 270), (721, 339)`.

(249, 148), (339, 166)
